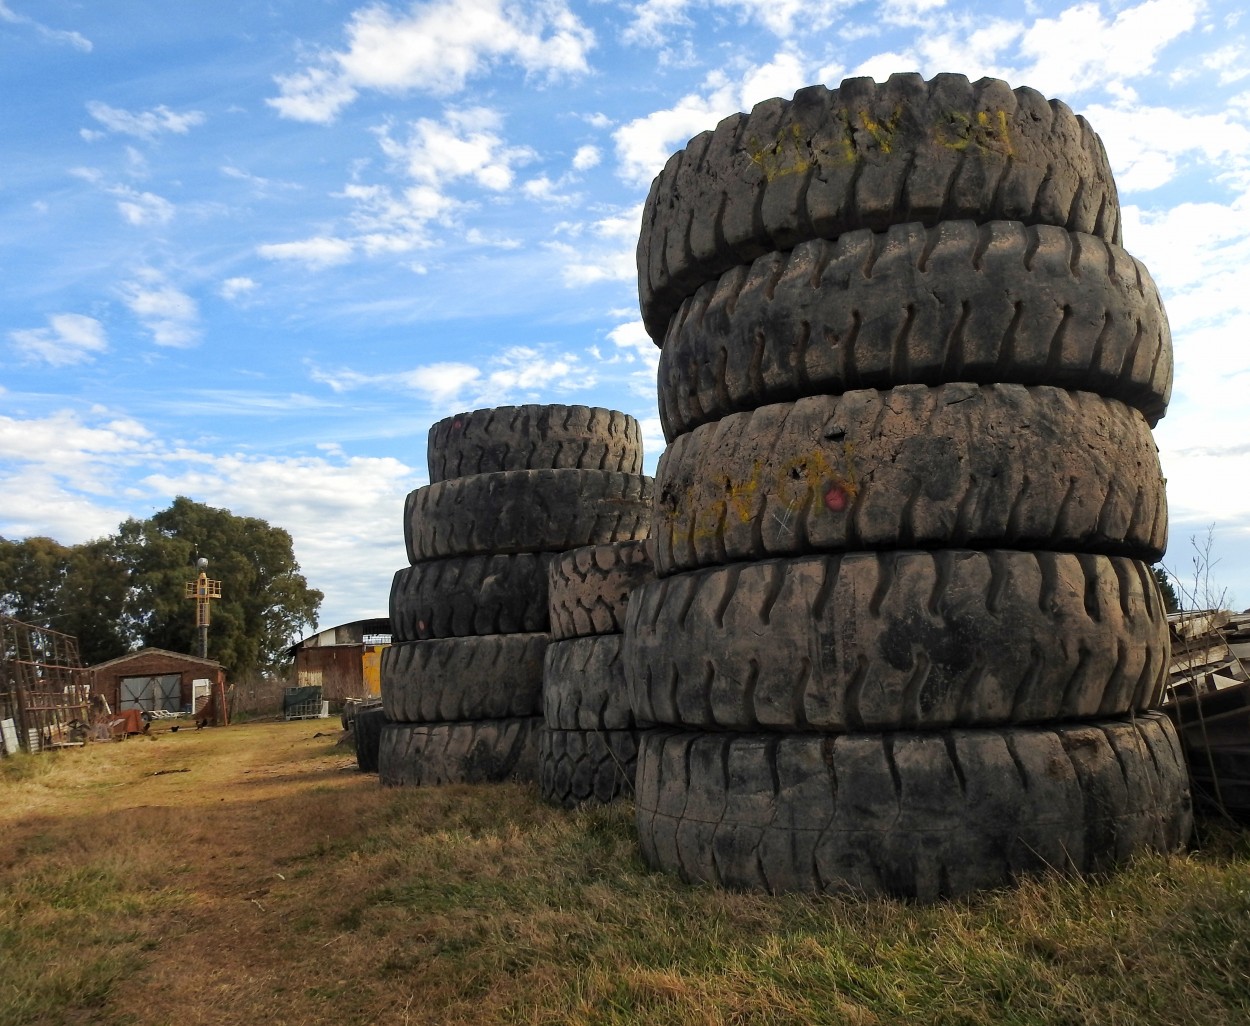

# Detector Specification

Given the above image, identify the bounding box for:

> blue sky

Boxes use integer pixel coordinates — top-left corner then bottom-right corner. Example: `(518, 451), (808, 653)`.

(2, 0), (1248, 635)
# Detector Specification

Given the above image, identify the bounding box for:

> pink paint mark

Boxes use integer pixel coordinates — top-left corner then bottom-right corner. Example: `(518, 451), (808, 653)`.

(824, 484), (849, 513)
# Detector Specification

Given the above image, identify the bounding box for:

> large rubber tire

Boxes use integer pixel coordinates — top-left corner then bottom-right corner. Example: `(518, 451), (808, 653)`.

(539, 728), (641, 808)
(543, 634), (641, 731)
(378, 718), (544, 786)
(354, 706), (386, 774)
(654, 385), (1166, 575)
(406, 470), (654, 562)
(390, 553), (554, 641)
(635, 714), (1191, 900)
(427, 405), (643, 483)
(624, 551), (1168, 731)
(381, 634), (547, 723)
(548, 541), (655, 640)
(638, 73), (1121, 340)
(657, 221), (1172, 438)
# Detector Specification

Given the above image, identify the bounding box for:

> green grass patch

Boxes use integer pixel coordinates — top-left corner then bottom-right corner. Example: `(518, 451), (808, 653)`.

(3, 723), (1250, 1026)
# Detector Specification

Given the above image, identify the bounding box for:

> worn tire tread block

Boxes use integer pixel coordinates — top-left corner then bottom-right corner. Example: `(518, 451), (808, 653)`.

(544, 635), (642, 731)
(654, 385), (1166, 574)
(378, 717), (544, 786)
(624, 551), (1168, 731)
(382, 634), (548, 723)
(428, 405), (643, 482)
(658, 221), (1171, 438)
(539, 728), (641, 808)
(390, 553), (554, 641)
(407, 470), (654, 562)
(634, 714), (1191, 900)
(548, 541), (655, 640)
(638, 73), (1122, 340)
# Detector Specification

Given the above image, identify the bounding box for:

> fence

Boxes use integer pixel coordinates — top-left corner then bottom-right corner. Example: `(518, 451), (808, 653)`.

(0, 615), (92, 753)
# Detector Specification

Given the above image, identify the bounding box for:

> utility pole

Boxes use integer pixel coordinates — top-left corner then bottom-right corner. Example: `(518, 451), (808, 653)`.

(185, 557), (222, 659)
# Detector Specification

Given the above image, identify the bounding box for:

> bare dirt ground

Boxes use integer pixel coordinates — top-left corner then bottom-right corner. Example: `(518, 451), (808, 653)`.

(3, 720), (413, 1025)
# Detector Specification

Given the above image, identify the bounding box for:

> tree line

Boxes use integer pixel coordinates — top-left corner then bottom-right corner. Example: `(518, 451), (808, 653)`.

(0, 497), (322, 679)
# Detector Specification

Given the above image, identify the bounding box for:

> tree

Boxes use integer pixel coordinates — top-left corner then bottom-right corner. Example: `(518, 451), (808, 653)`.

(1, 498), (322, 678)
(0, 536), (129, 664)
(1153, 565), (1180, 614)
(113, 497), (322, 678)
(0, 535), (71, 623)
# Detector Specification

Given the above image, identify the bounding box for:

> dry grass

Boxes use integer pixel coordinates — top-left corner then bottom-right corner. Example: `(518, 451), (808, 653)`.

(2, 719), (1249, 1026)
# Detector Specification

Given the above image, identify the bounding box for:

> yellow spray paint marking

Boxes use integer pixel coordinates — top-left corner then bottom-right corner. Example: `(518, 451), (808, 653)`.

(665, 444), (861, 545)
(745, 104), (1012, 182)
(857, 106), (903, 154)
(934, 109), (1014, 156)
(747, 123), (811, 182)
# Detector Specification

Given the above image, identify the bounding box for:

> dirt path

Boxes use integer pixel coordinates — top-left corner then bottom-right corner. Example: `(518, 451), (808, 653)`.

(5, 719), (392, 1026)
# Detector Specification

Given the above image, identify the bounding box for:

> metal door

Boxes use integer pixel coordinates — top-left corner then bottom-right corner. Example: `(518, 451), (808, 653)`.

(119, 674), (182, 712)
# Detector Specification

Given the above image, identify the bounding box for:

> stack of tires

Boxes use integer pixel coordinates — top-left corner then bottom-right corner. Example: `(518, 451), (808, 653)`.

(540, 540), (655, 807)
(624, 73), (1192, 900)
(379, 405), (653, 787)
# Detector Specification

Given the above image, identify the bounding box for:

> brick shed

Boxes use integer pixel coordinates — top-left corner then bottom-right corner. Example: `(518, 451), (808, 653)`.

(89, 648), (228, 724)
(289, 618), (390, 706)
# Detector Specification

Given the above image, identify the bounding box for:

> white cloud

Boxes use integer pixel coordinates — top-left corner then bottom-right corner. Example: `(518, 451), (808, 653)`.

(138, 450), (416, 627)
(607, 319), (655, 361)
(339, 182), (454, 252)
(463, 228), (521, 248)
(549, 203), (642, 285)
(1088, 100), (1250, 193)
(598, 320), (661, 405)
(612, 54), (810, 187)
(738, 51), (808, 106)
(119, 273), (201, 347)
(724, 0), (843, 38)
(613, 76), (738, 187)
(0, 1), (91, 51)
(221, 165), (299, 192)
(572, 144), (600, 170)
(378, 107), (535, 191)
(268, 0), (594, 123)
(0, 405), (416, 629)
(523, 175), (559, 201)
(0, 408), (152, 505)
(85, 101), (205, 139)
(9, 313), (108, 366)
(309, 343), (592, 406)
(1122, 199), (1250, 298)
(623, 0), (693, 45)
(261, 107), (540, 262)
(636, 415), (666, 469)
(258, 120), (513, 269)
(257, 236), (356, 269)
(879, 0), (950, 23)
(112, 185), (175, 226)
(310, 361), (482, 404)
(1016, 0), (1201, 96)
(624, 0), (850, 44)
(266, 65), (360, 124)
(480, 345), (592, 397)
(219, 277), (258, 301)
(1205, 44), (1250, 86)
(66, 167), (177, 226)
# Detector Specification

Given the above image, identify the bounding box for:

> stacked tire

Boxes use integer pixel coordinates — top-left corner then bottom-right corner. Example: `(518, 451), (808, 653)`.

(540, 540), (655, 807)
(379, 405), (653, 787)
(624, 73), (1192, 900)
